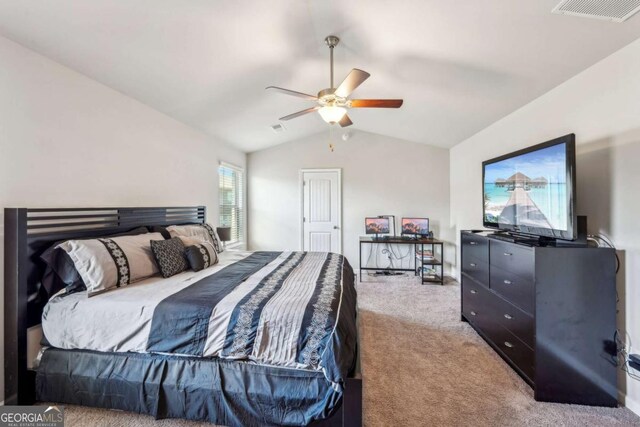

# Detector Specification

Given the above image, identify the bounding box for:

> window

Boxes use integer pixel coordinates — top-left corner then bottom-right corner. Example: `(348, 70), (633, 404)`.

(219, 162), (245, 246)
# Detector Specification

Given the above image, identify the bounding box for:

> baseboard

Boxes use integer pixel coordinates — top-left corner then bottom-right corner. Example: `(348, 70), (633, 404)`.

(619, 390), (640, 416)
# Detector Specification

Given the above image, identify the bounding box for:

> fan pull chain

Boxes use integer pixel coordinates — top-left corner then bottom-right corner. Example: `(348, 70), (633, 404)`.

(328, 126), (335, 152)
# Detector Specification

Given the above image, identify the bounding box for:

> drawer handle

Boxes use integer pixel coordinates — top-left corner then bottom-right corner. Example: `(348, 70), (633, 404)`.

(503, 279), (512, 285)
(504, 314), (513, 320)
(504, 341), (514, 348)
(469, 242), (478, 245)
(470, 263), (477, 267)
(470, 289), (478, 294)
(470, 311), (477, 316)
(503, 252), (512, 256)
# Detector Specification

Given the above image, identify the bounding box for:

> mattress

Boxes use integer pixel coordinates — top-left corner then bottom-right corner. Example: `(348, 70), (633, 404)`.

(41, 250), (357, 388)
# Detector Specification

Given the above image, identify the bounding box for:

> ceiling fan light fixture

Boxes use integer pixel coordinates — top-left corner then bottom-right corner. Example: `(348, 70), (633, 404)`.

(318, 106), (346, 124)
(266, 35), (403, 129)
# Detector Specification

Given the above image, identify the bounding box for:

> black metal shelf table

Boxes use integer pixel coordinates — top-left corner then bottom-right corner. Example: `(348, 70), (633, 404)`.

(358, 236), (444, 285)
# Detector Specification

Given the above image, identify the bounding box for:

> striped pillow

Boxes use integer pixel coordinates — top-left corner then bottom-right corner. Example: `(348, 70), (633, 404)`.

(167, 223), (224, 253)
(58, 232), (164, 296)
(184, 241), (219, 272)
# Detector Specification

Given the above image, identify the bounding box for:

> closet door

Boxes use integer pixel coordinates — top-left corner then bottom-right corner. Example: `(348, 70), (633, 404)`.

(301, 169), (341, 253)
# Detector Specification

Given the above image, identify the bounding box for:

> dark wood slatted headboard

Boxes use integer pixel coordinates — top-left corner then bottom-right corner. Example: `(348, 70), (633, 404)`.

(3, 206), (206, 405)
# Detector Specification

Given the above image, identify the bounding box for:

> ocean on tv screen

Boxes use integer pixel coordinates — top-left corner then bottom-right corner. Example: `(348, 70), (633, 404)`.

(484, 144), (568, 231)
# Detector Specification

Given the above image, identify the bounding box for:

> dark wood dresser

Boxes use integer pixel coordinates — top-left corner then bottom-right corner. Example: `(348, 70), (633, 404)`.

(460, 230), (617, 407)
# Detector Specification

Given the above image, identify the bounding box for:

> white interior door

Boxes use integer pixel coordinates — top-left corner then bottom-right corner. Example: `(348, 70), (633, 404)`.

(302, 169), (341, 253)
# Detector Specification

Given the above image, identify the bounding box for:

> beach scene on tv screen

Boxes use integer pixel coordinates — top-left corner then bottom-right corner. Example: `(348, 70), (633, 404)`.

(366, 218), (390, 234)
(484, 143), (568, 231)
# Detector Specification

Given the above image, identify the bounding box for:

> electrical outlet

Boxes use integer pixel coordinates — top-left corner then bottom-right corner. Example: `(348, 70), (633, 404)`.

(604, 339), (617, 357)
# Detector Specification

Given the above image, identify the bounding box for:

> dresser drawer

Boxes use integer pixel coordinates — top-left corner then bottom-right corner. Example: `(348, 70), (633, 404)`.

(490, 240), (534, 282)
(462, 279), (493, 329)
(461, 256), (489, 286)
(462, 233), (488, 264)
(486, 325), (535, 381)
(490, 292), (534, 349)
(490, 264), (535, 314)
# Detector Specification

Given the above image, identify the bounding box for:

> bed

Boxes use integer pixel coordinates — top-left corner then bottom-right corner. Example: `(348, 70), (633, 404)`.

(4, 207), (361, 427)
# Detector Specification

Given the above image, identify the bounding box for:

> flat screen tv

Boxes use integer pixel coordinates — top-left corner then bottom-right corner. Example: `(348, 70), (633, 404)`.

(365, 217), (390, 235)
(401, 218), (429, 236)
(482, 134), (576, 241)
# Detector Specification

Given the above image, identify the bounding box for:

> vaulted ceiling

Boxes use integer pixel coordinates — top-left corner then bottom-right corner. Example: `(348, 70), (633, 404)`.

(1, 0), (640, 152)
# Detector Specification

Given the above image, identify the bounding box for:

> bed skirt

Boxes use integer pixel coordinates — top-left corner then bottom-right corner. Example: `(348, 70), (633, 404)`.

(36, 348), (344, 427)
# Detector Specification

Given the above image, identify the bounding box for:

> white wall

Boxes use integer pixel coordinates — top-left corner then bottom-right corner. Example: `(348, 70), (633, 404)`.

(450, 37), (640, 413)
(0, 36), (245, 402)
(247, 130), (452, 275)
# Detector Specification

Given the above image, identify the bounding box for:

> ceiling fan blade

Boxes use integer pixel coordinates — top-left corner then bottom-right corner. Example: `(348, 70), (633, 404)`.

(339, 114), (353, 128)
(350, 99), (404, 108)
(334, 69), (370, 98)
(266, 86), (317, 100)
(279, 106), (320, 121)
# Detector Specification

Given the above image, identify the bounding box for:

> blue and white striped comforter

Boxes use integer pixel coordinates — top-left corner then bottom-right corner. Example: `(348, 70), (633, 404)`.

(42, 251), (357, 388)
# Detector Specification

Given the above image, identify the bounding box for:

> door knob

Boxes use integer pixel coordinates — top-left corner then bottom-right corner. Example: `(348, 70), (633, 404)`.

(333, 225), (339, 229)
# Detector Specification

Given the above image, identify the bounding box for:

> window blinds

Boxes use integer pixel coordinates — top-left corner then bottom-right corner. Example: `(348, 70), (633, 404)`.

(219, 162), (245, 245)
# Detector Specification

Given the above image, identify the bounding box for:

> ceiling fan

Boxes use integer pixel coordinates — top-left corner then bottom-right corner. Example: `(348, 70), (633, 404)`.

(266, 35), (403, 127)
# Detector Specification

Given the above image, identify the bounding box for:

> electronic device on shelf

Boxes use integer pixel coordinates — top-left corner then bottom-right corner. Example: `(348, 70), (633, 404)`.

(401, 217), (429, 238)
(482, 133), (577, 243)
(395, 235), (415, 241)
(376, 235), (414, 241)
(488, 216), (587, 248)
(489, 232), (539, 244)
(365, 216), (390, 240)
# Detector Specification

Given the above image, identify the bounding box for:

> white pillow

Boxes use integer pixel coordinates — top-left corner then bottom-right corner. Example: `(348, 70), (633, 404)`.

(177, 235), (212, 247)
(167, 223), (224, 253)
(204, 223), (225, 253)
(59, 232), (164, 296)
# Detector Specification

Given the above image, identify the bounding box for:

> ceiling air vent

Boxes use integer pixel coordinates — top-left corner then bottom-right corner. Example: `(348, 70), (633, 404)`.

(270, 123), (286, 133)
(552, 0), (640, 22)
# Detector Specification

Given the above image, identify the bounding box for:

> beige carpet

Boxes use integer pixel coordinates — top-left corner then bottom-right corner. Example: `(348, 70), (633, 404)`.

(358, 275), (639, 427)
(57, 275), (640, 426)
